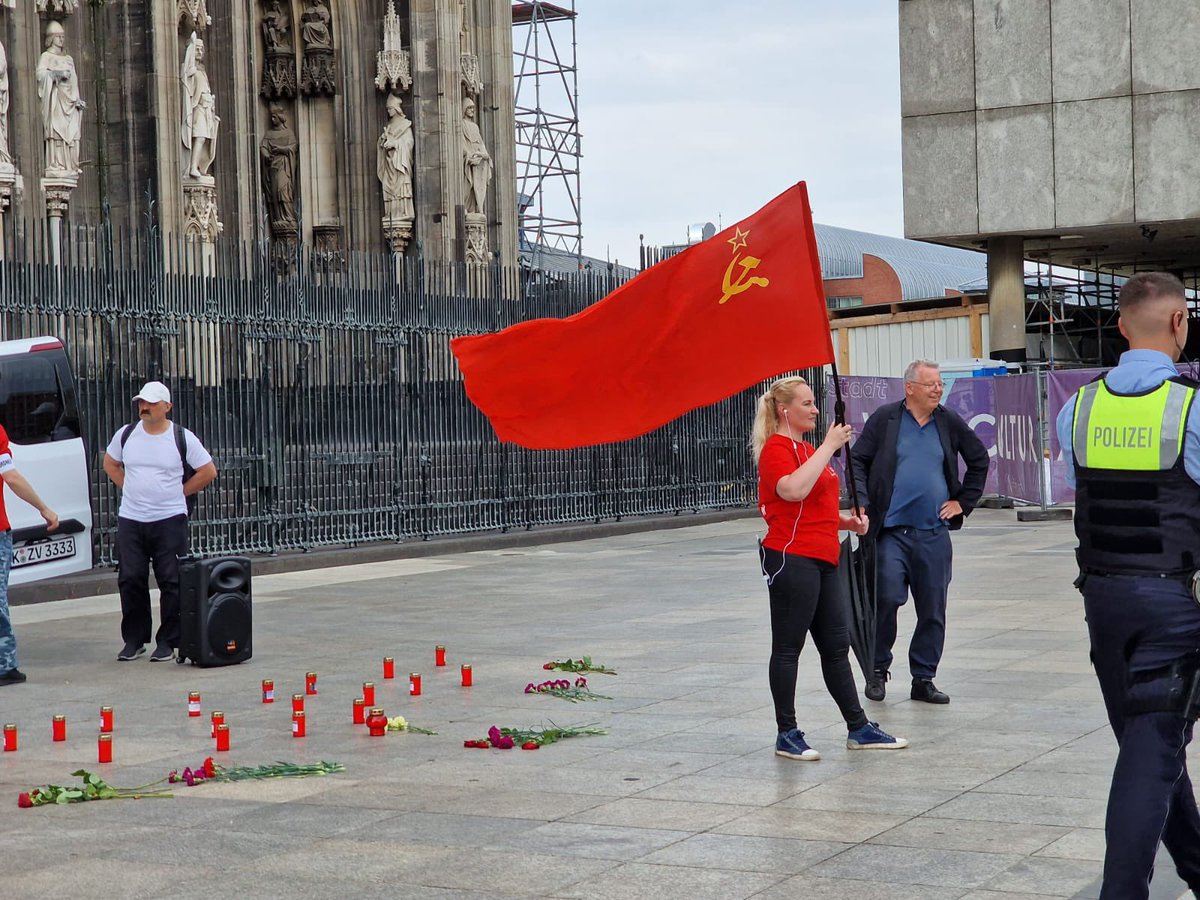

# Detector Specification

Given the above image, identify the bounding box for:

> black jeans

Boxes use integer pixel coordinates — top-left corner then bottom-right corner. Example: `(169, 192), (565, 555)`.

(117, 515), (189, 649)
(762, 546), (867, 733)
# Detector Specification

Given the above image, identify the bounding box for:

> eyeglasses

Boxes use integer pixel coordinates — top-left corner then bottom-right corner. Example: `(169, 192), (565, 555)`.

(907, 380), (944, 390)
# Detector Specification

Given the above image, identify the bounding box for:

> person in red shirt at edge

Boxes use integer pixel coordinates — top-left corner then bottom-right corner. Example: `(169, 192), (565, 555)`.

(752, 376), (908, 760)
(0, 423), (60, 686)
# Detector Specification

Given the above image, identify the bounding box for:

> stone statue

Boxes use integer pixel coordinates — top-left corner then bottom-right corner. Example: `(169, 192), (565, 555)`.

(35, 21), (85, 177)
(262, 0), (292, 54)
(180, 32), (219, 179)
(300, 0), (333, 50)
(378, 94), (414, 222)
(461, 97), (493, 214)
(0, 41), (11, 169)
(260, 104), (299, 235)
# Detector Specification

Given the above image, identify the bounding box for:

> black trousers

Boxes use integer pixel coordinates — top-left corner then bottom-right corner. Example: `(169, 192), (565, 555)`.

(1081, 573), (1200, 900)
(117, 515), (189, 649)
(762, 546), (868, 733)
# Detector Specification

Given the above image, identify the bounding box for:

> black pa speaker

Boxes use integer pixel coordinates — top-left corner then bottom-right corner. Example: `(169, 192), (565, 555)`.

(178, 557), (253, 667)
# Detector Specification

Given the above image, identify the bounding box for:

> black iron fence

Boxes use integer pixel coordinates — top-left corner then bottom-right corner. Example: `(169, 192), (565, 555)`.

(0, 227), (822, 566)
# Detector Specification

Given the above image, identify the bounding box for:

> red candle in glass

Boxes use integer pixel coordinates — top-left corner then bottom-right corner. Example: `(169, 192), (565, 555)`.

(362, 682), (375, 705)
(98, 733), (113, 764)
(382, 657), (395, 679)
(353, 697), (365, 724)
(461, 664), (473, 687)
(435, 645), (446, 667)
(292, 693), (304, 714)
(292, 711), (306, 738)
(262, 679), (275, 703)
(187, 691), (201, 717)
(100, 706), (114, 733)
(215, 723), (230, 751)
(305, 672), (318, 695)
(52, 715), (67, 742)
(409, 673), (422, 696)
(366, 707), (387, 737)
(3, 723), (16, 752)
(211, 710), (225, 738)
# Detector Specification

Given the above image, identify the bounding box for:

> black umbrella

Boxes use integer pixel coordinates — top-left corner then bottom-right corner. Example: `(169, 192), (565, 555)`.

(829, 365), (877, 683)
(839, 531), (877, 683)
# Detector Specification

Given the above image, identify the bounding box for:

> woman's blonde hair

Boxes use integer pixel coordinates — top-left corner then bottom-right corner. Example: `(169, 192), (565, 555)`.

(750, 375), (808, 463)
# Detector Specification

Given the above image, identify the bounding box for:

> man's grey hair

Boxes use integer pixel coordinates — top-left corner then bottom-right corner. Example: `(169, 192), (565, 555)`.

(903, 360), (940, 383)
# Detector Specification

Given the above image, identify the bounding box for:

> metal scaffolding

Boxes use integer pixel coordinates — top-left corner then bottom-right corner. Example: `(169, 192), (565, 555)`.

(513, 1), (582, 262)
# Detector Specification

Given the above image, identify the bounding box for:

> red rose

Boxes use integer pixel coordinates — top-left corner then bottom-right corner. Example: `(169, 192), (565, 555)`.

(203, 757), (216, 778)
(494, 736), (515, 749)
(543, 663), (554, 670)
(17, 792), (31, 808)
(521, 741), (540, 750)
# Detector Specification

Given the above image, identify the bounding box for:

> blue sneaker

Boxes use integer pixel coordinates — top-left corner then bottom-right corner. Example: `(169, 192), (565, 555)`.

(775, 728), (820, 760)
(846, 721), (909, 750)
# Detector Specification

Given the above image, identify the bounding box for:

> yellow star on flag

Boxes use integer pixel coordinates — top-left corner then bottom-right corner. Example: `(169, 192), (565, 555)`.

(727, 227), (749, 253)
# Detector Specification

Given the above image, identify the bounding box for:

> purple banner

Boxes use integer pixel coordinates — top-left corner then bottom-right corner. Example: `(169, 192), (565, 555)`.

(1046, 368), (1104, 504)
(827, 375), (999, 496)
(993, 374), (1042, 504)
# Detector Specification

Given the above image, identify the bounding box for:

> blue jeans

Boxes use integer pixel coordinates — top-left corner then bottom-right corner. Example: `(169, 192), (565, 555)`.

(0, 532), (15, 672)
(1082, 574), (1200, 900)
(874, 525), (952, 680)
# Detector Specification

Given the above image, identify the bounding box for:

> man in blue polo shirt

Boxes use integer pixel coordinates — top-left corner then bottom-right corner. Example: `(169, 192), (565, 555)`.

(851, 360), (990, 704)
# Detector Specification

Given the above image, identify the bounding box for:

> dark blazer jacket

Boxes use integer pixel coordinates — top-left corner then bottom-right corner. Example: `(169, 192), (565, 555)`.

(849, 400), (990, 539)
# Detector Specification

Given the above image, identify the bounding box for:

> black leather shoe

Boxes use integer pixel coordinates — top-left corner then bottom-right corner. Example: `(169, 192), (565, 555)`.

(864, 670), (887, 702)
(911, 679), (950, 704)
(0, 668), (27, 686)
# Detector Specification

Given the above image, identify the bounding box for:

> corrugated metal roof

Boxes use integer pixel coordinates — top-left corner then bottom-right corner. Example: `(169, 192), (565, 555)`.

(815, 224), (987, 302)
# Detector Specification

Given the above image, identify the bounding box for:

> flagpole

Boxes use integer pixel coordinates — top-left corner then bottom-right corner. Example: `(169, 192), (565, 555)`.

(829, 362), (863, 515)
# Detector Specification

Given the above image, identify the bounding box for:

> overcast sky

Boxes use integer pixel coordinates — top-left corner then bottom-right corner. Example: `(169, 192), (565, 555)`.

(559, 1), (903, 267)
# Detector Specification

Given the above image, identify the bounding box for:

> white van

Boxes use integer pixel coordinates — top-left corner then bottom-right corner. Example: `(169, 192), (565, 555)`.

(0, 336), (92, 585)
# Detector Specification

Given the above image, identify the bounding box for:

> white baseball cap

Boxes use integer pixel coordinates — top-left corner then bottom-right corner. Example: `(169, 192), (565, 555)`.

(132, 381), (171, 404)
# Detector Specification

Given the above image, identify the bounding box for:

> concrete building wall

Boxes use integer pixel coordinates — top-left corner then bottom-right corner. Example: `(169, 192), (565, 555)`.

(900, 0), (1200, 242)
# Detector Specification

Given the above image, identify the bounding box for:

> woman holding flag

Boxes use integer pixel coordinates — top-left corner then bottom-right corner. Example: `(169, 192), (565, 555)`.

(752, 376), (909, 760)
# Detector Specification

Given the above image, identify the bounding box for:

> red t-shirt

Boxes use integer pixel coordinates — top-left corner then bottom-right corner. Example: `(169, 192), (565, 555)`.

(0, 425), (11, 531)
(757, 433), (840, 565)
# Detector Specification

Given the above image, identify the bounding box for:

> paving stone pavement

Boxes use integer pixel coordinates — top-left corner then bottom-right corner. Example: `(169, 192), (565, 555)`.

(0, 509), (1194, 900)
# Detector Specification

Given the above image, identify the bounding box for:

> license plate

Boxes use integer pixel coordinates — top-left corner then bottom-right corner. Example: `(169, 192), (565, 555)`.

(13, 535), (76, 568)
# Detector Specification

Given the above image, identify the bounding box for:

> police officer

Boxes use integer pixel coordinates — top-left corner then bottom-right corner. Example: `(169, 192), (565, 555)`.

(1056, 271), (1200, 899)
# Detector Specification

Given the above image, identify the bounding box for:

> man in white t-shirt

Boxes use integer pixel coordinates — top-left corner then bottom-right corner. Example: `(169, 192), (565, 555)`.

(102, 381), (217, 662)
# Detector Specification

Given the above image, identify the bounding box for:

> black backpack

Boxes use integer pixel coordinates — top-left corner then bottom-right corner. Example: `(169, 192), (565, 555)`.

(119, 421), (198, 516)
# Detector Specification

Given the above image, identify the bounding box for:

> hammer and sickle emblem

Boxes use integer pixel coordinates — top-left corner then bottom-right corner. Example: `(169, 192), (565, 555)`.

(719, 254), (770, 305)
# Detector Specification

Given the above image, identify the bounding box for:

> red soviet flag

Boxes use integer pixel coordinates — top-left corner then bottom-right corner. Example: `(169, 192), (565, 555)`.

(450, 182), (834, 449)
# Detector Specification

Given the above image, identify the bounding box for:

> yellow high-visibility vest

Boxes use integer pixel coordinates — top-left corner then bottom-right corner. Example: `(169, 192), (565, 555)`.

(1072, 379), (1195, 471)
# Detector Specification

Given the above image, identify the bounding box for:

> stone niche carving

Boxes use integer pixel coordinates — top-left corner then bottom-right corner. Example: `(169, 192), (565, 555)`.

(181, 32), (219, 179)
(460, 54), (482, 97)
(36, 20), (84, 178)
(178, 0), (210, 31)
(183, 181), (222, 242)
(464, 214), (487, 264)
(36, 0), (78, 16)
(313, 223), (344, 270)
(261, 0), (297, 100)
(260, 104), (299, 237)
(300, 0), (336, 96)
(375, 0), (411, 93)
